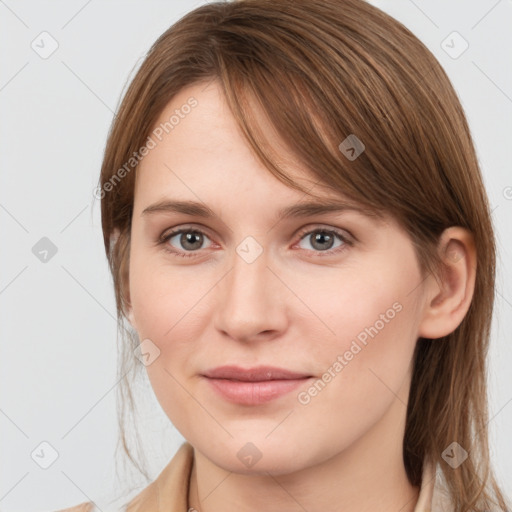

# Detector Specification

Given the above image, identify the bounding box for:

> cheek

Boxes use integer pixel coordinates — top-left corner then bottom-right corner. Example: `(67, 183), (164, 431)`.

(295, 256), (419, 388)
(129, 248), (210, 340)
(128, 251), (208, 434)
(291, 258), (420, 360)
(128, 249), (215, 389)
(291, 292), (418, 459)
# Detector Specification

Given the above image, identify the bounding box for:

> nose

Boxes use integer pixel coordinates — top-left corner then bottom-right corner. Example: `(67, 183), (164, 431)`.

(213, 243), (289, 344)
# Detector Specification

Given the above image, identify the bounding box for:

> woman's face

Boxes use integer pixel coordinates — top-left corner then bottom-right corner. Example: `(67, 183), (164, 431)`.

(127, 80), (429, 475)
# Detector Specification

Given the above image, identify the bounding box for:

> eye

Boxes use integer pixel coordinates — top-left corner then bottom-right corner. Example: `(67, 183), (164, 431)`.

(295, 227), (352, 257)
(159, 227), (214, 258)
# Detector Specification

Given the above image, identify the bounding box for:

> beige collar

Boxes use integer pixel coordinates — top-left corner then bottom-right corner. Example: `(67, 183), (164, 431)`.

(125, 442), (194, 511)
(413, 459), (436, 512)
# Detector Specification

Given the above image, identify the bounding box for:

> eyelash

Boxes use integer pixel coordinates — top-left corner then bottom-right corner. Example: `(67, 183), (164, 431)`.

(157, 225), (354, 259)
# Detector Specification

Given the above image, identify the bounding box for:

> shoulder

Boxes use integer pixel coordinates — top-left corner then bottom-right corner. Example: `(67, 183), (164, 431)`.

(52, 501), (126, 512)
(51, 443), (194, 512)
(53, 503), (96, 512)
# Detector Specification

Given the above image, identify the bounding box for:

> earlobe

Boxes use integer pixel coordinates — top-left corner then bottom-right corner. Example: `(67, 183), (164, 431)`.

(126, 307), (137, 331)
(418, 227), (477, 339)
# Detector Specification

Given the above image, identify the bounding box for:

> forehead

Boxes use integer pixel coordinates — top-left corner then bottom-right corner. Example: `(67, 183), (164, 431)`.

(135, 81), (326, 203)
(133, 80), (386, 227)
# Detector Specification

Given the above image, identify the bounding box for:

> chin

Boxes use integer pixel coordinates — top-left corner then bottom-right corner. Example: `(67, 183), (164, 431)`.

(196, 435), (315, 476)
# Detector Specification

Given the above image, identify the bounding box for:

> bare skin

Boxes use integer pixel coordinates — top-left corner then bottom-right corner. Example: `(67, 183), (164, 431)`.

(125, 80), (476, 512)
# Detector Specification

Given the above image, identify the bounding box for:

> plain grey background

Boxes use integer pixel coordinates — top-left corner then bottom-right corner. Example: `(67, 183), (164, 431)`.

(1, 0), (511, 510)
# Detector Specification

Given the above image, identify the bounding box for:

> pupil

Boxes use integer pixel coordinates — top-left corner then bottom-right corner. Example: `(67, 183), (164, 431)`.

(183, 232), (202, 250)
(313, 232), (333, 250)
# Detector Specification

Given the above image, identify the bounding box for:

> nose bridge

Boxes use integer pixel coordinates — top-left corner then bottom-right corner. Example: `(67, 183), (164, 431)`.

(225, 241), (272, 314)
(214, 238), (286, 341)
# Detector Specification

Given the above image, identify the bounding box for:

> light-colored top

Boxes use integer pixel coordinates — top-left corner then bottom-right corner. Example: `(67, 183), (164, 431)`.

(55, 442), (452, 512)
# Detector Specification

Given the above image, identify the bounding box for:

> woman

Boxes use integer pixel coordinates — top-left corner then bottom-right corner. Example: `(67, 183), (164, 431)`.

(63, 0), (510, 510)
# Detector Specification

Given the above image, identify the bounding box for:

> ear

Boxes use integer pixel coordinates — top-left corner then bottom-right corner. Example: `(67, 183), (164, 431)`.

(418, 227), (477, 339)
(111, 228), (137, 331)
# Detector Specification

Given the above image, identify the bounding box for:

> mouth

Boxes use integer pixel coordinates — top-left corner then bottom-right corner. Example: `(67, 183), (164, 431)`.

(201, 365), (313, 405)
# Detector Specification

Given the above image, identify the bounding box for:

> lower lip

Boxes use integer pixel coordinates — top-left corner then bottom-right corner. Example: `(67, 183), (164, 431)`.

(204, 377), (310, 405)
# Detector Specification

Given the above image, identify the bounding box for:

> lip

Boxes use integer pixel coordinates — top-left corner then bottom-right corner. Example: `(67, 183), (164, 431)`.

(201, 365), (313, 405)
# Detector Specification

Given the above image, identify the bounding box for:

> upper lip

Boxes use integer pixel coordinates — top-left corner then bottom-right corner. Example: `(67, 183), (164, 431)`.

(202, 365), (311, 382)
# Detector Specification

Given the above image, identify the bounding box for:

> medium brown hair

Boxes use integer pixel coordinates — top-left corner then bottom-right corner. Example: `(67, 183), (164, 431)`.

(98, 0), (509, 509)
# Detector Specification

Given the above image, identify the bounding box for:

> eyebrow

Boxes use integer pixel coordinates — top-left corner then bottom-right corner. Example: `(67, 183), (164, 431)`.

(141, 199), (380, 221)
